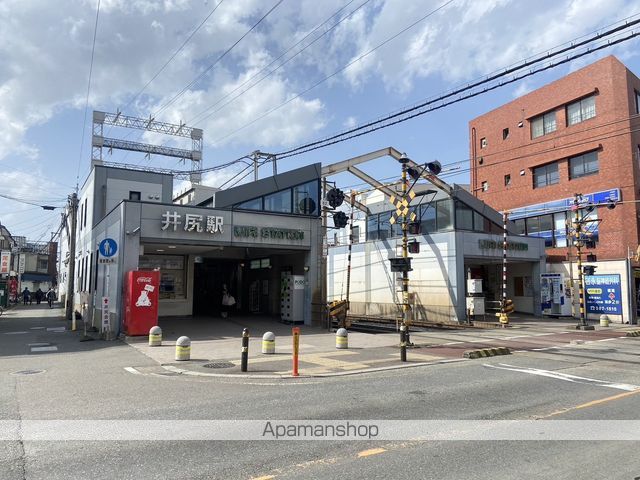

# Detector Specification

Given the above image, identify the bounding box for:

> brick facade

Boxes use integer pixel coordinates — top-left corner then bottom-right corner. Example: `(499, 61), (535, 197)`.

(469, 56), (640, 261)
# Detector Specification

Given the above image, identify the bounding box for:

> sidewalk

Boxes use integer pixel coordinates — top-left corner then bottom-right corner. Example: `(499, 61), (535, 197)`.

(125, 314), (640, 378)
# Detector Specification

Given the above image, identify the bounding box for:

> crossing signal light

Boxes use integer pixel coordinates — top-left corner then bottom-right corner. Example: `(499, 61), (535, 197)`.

(583, 265), (596, 275)
(332, 211), (348, 228)
(426, 160), (442, 176)
(607, 200), (617, 210)
(408, 241), (420, 254)
(326, 188), (345, 208)
(503, 299), (515, 314)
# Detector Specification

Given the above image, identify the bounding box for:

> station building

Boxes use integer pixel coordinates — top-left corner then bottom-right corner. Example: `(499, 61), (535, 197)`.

(67, 162), (324, 335)
(469, 55), (640, 323)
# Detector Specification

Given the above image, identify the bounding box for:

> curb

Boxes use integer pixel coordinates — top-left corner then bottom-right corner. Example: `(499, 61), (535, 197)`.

(159, 358), (467, 379)
(626, 330), (640, 337)
(463, 347), (511, 359)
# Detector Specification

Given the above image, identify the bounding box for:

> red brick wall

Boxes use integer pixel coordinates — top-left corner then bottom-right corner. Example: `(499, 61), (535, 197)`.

(469, 56), (640, 261)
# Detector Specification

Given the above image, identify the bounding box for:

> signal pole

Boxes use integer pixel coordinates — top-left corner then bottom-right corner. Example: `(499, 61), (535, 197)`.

(400, 155), (412, 345)
(573, 193), (595, 330)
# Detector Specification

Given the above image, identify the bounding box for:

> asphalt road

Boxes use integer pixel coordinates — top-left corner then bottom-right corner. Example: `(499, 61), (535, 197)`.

(1, 305), (640, 479)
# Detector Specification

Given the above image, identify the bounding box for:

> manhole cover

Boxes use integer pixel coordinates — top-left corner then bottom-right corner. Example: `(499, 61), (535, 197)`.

(10, 369), (45, 376)
(203, 362), (235, 369)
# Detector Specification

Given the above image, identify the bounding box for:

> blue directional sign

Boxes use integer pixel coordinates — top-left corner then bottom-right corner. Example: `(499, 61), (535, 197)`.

(585, 274), (622, 315)
(98, 238), (118, 258)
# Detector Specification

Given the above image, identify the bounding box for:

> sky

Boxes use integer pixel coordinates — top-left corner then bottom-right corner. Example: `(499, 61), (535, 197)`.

(1, 0), (640, 241)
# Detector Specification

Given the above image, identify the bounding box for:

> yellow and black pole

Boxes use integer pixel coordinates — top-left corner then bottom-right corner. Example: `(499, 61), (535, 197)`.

(573, 194), (594, 330)
(400, 157), (412, 346)
(241, 328), (249, 372)
(499, 211), (510, 325)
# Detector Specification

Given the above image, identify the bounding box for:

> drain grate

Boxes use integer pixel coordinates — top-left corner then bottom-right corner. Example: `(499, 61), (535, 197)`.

(11, 369), (45, 376)
(203, 361), (235, 369)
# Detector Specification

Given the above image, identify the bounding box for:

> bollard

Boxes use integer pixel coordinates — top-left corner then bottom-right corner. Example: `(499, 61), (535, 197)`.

(149, 326), (162, 346)
(241, 328), (249, 372)
(336, 328), (348, 349)
(600, 314), (610, 327)
(175, 336), (191, 361)
(262, 332), (276, 354)
(292, 327), (300, 377)
(400, 325), (407, 362)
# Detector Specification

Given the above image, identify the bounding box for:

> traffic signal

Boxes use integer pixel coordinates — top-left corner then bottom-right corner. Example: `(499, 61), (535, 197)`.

(583, 265), (596, 275)
(408, 241), (420, 254)
(407, 161), (442, 180)
(426, 160), (442, 176)
(326, 188), (345, 208)
(607, 200), (617, 210)
(408, 222), (421, 234)
(332, 211), (348, 228)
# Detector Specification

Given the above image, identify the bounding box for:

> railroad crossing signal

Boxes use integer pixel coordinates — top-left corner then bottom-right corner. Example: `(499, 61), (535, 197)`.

(388, 188), (417, 225)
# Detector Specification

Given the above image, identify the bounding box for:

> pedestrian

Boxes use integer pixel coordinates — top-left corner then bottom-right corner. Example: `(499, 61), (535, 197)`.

(35, 288), (43, 305)
(22, 287), (31, 306)
(221, 284), (236, 318)
(46, 287), (55, 308)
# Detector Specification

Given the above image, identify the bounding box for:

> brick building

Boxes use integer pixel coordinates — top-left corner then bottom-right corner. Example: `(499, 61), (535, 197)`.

(469, 55), (640, 323)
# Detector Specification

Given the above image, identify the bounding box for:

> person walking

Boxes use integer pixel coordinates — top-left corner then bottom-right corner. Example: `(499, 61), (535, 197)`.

(220, 284), (236, 318)
(46, 287), (55, 308)
(35, 288), (43, 305)
(22, 287), (31, 306)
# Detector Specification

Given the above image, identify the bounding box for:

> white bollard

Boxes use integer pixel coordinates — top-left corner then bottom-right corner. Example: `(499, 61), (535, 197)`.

(149, 326), (162, 346)
(599, 314), (610, 327)
(175, 336), (191, 361)
(336, 328), (348, 349)
(262, 332), (276, 354)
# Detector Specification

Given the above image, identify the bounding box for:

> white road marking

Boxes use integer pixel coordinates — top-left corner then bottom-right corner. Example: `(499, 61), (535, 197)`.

(31, 346), (58, 353)
(29, 327), (46, 330)
(484, 363), (640, 391)
(4, 332), (29, 335)
(442, 341), (464, 345)
(124, 367), (142, 375)
(46, 327), (65, 332)
(28, 343), (50, 347)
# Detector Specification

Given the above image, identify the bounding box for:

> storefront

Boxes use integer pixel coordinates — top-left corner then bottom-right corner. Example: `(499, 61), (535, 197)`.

(69, 163), (323, 335)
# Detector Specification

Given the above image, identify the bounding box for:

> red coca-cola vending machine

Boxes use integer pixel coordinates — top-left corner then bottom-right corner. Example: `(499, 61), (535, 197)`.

(123, 270), (160, 336)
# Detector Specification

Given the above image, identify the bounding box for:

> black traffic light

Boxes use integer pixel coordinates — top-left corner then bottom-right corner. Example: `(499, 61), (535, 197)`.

(326, 188), (345, 208)
(408, 241), (420, 254)
(607, 200), (617, 210)
(426, 160), (442, 176)
(408, 222), (421, 234)
(332, 211), (348, 228)
(583, 265), (596, 275)
(407, 161), (442, 180)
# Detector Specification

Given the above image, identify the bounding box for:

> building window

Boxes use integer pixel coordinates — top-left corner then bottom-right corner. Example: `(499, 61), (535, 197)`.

(504, 174), (511, 186)
(569, 151), (599, 179)
(367, 215), (379, 241)
(635, 90), (640, 114)
(502, 128), (509, 140)
(567, 95), (596, 126)
(533, 162), (559, 188)
(351, 226), (360, 244)
(481, 181), (488, 191)
(129, 191), (141, 201)
(455, 201), (474, 230)
(264, 189), (292, 213)
(436, 199), (454, 231)
(292, 180), (319, 215)
(480, 137), (487, 148)
(139, 255), (186, 299)
(83, 198), (88, 227)
(419, 204), (436, 233)
(531, 111), (557, 139)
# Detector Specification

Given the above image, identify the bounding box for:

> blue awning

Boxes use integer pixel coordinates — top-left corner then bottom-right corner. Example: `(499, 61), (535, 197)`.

(21, 273), (52, 283)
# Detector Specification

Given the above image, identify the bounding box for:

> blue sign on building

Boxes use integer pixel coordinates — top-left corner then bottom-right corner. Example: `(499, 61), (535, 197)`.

(585, 274), (622, 315)
(98, 238), (118, 258)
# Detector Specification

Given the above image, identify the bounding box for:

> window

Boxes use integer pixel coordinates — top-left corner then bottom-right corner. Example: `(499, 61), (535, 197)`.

(569, 151), (599, 179)
(567, 95), (596, 126)
(37, 258), (48, 271)
(533, 162), (559, 188)
(351, 226), (360, 244)
(636, 90), (640, 114)
(264, 189), (292, 213)
(236, 198), (262, 210)
(436, 199), (454, 231)
(504, 174), (511, 186)
(83, 198), (88, 227)
(502, 128), (509, 140)
(514, 218), (526, 235)
(455, 201), (474, 230)
(378, 214), (391, 240)
(480, 137), (487, 148)
(129, 191), (141, 201)
(531, 111), (557, 138)
(139, 255), (186, 299)
(367, 215), (379, 241)
(292, 180), (319, 215)
(553, 213), (567, 247)
(481, 181), (488, 192)
(419, 204), (436, 233)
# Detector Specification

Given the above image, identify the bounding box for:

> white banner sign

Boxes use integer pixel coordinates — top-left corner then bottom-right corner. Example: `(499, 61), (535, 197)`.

(18, 254), (25, 274)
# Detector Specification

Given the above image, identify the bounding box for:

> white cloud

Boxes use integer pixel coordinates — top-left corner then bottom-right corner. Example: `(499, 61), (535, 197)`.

(343, 116), (357, 128)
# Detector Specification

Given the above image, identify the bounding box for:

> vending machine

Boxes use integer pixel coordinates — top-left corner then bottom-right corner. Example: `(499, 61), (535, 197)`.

(123, 270), (160, 336)
(540, 272), (572, 316)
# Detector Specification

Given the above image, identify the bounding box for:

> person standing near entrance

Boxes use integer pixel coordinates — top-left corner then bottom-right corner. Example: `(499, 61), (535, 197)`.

(221, 284), (236, 318)
(46, 287), (55, 308)
(22, 288), (31, 306)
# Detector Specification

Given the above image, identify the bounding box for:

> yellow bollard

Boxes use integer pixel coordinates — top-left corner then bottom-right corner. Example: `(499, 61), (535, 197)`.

(262, 332), (275, 354)
(336, 328), (348, 349)
(175, 336), (191, 361)
(149, 326), (162, 346)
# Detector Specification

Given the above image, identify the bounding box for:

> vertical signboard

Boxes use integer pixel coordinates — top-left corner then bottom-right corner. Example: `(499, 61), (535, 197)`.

(18, 254), (25, 274)
(585, 274), (622, 315)
(0, 251), (10, 274)
(101, 296), (110, 331)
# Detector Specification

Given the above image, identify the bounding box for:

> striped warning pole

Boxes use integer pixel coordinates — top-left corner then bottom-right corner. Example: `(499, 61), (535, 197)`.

(573, 194), (593, 330)
(501, 211), (508, 325)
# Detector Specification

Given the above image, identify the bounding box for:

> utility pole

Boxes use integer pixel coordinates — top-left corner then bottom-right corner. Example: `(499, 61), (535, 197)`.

(400, 155), (412, 345)
(573, 193), (594, 330)
(65, 192), (78, 321)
